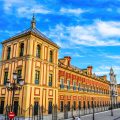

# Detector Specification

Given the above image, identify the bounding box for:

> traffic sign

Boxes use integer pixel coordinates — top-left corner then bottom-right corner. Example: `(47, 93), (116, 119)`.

(8, 112), (15, 119)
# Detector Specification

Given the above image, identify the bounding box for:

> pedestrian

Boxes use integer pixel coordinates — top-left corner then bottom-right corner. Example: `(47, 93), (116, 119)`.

(73, 116), (75, 120)
(75, 117), (81, 120)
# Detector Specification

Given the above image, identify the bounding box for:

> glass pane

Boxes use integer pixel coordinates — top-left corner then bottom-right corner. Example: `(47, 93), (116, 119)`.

(35, 71), (40, 84)
(4, 72), (8, 85)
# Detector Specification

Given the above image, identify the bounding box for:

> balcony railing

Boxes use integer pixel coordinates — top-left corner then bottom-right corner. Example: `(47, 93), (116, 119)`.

(60, 84), (64, 89)
(73, 87), (76, 91)
(67, 86), (70, 90)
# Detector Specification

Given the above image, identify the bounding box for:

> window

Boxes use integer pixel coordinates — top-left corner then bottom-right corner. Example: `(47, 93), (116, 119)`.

(49, 74), (52, 87)
(88, 101), (90, 109)
(14, 101), (18, 115)
(34, 101), (39, 115)
(49, 50), (53, 62)
(0, 101), (4, 114)
(7, 46), (11, 60)
(60, 101), (63, 112)
(68, 101), (70, 111)
(48, 101), (52, 114)
(35, 70), (40, 84)
(73, 101), (76, 110)
(83, 101), (86, 109)
(17, 69), (22, 83)
(4, 72), (8, 85)
(60, 79), (64, 89)
(67, 80), (70, 90)
(78, 101), (81, 109)
(73, 81), (76, 90)
(20, 43), (24, 57)
(36, 45), (41, 58)
(78, 83), (80, 91)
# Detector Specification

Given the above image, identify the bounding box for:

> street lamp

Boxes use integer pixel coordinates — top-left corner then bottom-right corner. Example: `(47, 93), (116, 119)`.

(6, 72), (24, 112)
(92, 97), (95, 120)
(110, 89), (113, 116)
(110, 89), (118, 116)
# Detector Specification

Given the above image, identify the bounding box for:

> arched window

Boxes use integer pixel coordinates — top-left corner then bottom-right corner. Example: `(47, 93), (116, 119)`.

(7, 46), (11, 60)
(20, 43), (24, 56)
(49, 50), (53, 62)
(36, 45), (41, 58)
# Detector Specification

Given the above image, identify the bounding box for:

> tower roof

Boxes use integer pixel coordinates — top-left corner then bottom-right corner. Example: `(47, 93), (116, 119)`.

(1, 15), (59, 49)
(110, 67), (114, 75)
(31, 13), (36, 29)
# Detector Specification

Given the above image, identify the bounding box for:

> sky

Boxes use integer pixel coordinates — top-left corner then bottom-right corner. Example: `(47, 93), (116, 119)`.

(0, 0), (120, 83)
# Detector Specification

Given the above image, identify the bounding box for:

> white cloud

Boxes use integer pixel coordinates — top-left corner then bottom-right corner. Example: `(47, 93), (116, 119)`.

(97, 21), (120, 37)
(3, 0), (52, 18)
(94, 65), (120, 82)
(106, 55), (120, 59)
(3, 0), (87, 18)
(95, 71), (109, 75)
(59, 51), (84, 58)
(60, 8), (87, 16)
(17, 6), (51, 18)
(46, 20), (120, 47)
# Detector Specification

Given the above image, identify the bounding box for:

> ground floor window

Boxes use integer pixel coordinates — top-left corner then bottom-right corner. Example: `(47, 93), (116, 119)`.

(88, 101), (90, 109)
(73, 101), (76, 110)
(60, 101), (63, 112)
(68, 101), (70, 111)
(0, 101), (4, 114)
(78, 101), (81, 110)
(34, 101), (39, 115)
(14, 101), (18, 115)
(48, 101), (52, 114)
(83, 101), (86, 109)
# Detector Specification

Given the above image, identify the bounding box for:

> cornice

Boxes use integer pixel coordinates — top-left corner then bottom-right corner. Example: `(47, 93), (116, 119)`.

(58, 65), (109, 84)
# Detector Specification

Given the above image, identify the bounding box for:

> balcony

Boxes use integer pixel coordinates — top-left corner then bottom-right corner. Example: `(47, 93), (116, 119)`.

(73, 87), (76, 91)
(60, 84), (64, 89)
(49, 82), (52, 87)
(78, 87), (81, 91)
(67, 86), (70, 90)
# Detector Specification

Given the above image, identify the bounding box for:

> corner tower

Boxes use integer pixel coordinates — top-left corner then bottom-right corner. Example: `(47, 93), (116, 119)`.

(0, 15), (59, 117)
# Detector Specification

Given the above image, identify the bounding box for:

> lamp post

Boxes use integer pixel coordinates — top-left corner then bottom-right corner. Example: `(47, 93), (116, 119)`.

(110, 89), (113, 116)
(92, 97), (95, 120)
(6, 72), (24, 112)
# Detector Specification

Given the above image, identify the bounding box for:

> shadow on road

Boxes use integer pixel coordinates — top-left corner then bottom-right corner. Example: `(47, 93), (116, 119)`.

(113, 117), (120, 120)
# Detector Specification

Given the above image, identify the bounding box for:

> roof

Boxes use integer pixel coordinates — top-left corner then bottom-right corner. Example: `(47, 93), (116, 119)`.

(1, 15), (59, 49)
(1, 27), (59, 48)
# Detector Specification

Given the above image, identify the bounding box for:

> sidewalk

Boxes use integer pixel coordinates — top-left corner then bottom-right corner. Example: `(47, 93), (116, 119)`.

(66, 108), (120, 120)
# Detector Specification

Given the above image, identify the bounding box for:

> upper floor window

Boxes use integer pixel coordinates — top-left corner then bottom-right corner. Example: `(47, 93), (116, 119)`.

(67, 80), (70, 90)
(4, 72), (8, 85)
(35, 70), (40, 84)
(73, 81), (76, 90)
(17, 69), (22, 83)
(7, 46), (11, 60)
(60, 79), (64, 89)
(49, 74), (52, 87)
(49, 50), (53, 62)
(20, 43), (24, 57)
(78, 83), (80, 91)
(36, 45), (41, 58)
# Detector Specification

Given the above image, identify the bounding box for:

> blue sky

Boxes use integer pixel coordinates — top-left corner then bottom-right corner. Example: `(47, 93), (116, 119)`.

(0, 0), (120, 83)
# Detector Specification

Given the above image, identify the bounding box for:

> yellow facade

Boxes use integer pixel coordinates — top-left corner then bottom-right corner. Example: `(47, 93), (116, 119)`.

(0, 17), (120, 117)
(0, 20), (59, 116)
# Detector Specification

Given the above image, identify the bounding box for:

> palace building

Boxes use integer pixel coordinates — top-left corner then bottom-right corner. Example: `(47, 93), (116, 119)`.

(0, 16), (120, 117)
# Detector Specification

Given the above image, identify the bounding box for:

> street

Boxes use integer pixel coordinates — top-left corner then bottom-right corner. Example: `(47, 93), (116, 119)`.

(66, 108), (120, 120)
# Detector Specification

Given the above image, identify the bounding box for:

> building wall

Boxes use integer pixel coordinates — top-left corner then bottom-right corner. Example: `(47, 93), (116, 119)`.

(58, 66), (110, 110)
(0, 34), (59, 116)
(0, 30), (120, 117)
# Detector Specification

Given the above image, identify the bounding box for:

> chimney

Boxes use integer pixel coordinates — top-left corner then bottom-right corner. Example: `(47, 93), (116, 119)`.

(103, 75), (107, 81)
(64, 56), (71, 66)
(87, 66), (93, 75)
